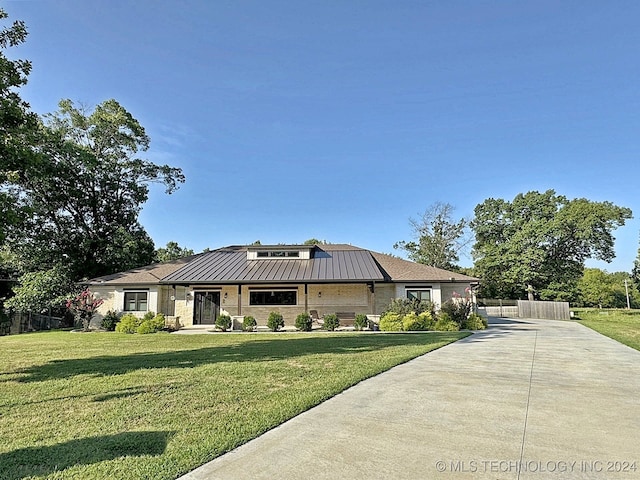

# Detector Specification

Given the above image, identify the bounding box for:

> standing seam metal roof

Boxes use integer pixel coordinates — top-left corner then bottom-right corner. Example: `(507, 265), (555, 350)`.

(161, 247), (384, 284)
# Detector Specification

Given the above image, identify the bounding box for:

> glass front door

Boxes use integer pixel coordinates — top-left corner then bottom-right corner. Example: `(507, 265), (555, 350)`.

(194, 291), (220, 325)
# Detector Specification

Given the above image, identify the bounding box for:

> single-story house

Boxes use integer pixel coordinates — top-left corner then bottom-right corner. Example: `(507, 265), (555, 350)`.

(88, 243), (478, 328)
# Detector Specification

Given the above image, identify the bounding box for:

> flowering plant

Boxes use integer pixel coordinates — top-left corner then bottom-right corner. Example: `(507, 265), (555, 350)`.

(66, 288), (104, 331)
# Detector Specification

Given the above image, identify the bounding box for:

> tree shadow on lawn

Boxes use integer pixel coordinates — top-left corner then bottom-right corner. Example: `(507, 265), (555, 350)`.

(0, 430), (172, 480)
(4, 333), (466, 383)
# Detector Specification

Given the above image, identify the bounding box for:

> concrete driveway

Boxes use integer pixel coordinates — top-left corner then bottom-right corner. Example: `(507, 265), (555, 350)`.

(179, 318), (640, 480)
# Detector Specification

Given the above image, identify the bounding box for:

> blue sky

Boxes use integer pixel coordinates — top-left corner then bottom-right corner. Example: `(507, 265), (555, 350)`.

(5, 1), (640, 272)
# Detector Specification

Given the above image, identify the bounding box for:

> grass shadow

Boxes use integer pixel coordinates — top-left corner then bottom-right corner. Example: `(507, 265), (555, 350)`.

(0, 431), (172, 480)
(5, 333), (466, 383)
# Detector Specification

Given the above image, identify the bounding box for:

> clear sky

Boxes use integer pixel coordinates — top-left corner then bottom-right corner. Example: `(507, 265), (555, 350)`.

(5, 1), (640, 272)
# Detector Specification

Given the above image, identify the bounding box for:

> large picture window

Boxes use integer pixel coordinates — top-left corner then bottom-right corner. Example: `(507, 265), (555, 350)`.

(406, 289), (431, 302)
(124, 291), (148, 311)
(249, 290), (297, 305)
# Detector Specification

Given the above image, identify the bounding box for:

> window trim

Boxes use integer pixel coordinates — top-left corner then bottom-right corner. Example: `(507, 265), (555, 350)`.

(405, 288), (432, 302)
(123, 291), (149, 312)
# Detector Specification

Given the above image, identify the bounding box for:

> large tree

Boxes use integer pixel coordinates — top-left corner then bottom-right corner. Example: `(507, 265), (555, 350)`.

(155, 241), (194, 262)
(0, 8), (38, 243)
(577, 268), (638, 309)
(394, 202), (469, 270)
(471, 190), (631, 300)
(6, 99), (185, 281)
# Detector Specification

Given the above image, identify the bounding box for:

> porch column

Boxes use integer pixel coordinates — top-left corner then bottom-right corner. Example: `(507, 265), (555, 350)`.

(237, 285), (242, 315)
(304, 284), (308, 312)
(369, 282), (376, 314)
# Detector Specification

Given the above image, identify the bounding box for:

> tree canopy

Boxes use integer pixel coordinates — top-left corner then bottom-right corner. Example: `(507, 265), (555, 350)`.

(394, 202), (469, 270)
(155, 241), (194, 263)
(6, 99), (184, 281)
(0, 8), (38, 243)
(0, 8), (185, 312)
(471, 190), (632, 300)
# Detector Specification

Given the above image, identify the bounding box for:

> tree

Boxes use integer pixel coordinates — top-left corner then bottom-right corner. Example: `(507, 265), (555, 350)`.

(303, 238), (328, 245)
(631, 235), (640, 289)
(577, 268), (638, 308)
(471, 190), (632, 300)
(5, 99), (185, 281)
(0, 8), (39, 243)
(394, 202), (470, 270)
(4, 265), (75, 313)
(66, 288), (103, 331)
(155, 241), (194, 262)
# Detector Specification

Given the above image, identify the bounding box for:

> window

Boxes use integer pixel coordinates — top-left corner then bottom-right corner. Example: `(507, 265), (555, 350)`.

(256, 251), (300, 258)
(406, 289), (431, 302)
(249, 290), (297, 305)
(124, 291), (148, 311)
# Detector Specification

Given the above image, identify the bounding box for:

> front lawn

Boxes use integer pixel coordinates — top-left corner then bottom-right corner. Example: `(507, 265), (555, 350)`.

(574, 308), (640, 351)
(0, 330), (467, 479)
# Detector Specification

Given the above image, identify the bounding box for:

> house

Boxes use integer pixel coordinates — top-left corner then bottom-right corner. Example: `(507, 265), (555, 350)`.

(88, 244), (478, 328)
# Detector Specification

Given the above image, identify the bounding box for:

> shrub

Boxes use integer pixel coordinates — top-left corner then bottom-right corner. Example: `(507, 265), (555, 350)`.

(440, 299), (471, 326)
(136, 320), (156, 334)
(354, 313), (368, 331)
(295, 313), (312, 331)
(150, 313), (166, 331)
(382, 297), (435, 316)
(402, 311), (433, 331)
(242, 315), (257, 332)
(115, 313), (141, 334)
(434, 312), (460, 332)
(143, 311), (156, 322)
(462, 313), (488, 330)
(215, 314), (232, 332)
(267, 312), (284, 332)
(418, 311), (436, 330)
(322, 313), (340, 331)
(379, 312), (403, 332)
(100, 310), (120, 331)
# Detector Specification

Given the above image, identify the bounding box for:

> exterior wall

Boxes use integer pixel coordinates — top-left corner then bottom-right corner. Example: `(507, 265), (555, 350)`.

(305, 284), (371, 318)
(374, 283), (396, 314)
(394, 283), (443, 308)
(92, 285), (159, 320)
(440, 283), (468, 304)
(239, 285), (304, 326)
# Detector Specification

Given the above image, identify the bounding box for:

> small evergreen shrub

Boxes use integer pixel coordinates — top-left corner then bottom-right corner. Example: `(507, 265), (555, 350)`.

(143, 311), (156, 322)
(115, 313), (141, 334)
(150, 313), (166, 331)
(295, 313), (312, 331)
(242, 315), (257, 332)
(462, 313), (488, 330)
(323, 313), (340, 331)
(383, 297), (435, 316)
(434, 312), (460, 331)
(402, 311), (433, 331)
(136, 320), (156, 334)
(267, 311), (284, 332)
(100, 310), (120, 331)
(379, 312), (403, 332)
(215, 314), (232, 332)
(354, 314), (368, 331)
(418, 311), (436, 330)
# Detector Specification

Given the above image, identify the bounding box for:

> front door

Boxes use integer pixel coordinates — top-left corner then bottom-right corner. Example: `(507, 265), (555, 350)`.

(194, 291), (220, 325)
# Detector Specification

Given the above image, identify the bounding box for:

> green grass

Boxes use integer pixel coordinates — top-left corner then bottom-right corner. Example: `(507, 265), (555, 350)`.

(0, 330), (467, 479)
(574, 308), (640, 351)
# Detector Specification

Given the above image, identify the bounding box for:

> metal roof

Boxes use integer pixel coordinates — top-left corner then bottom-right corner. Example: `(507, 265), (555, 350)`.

(161, 246), (385, 284)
